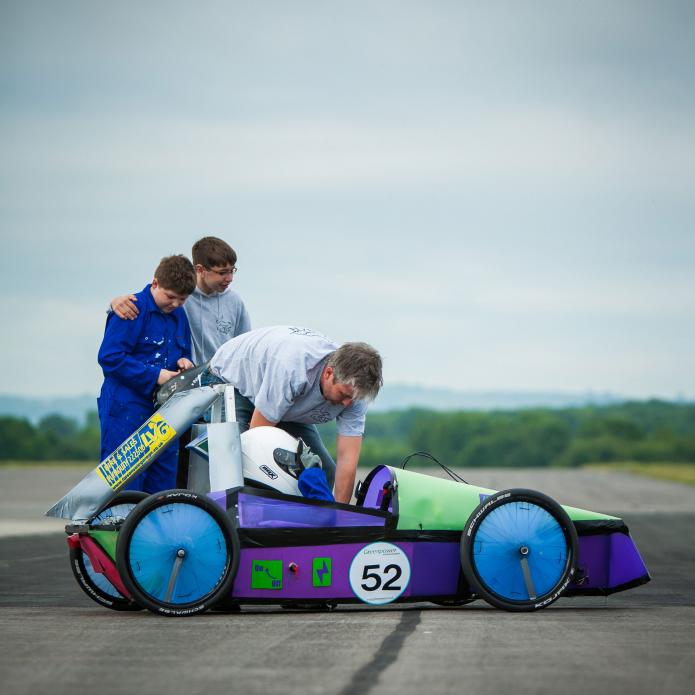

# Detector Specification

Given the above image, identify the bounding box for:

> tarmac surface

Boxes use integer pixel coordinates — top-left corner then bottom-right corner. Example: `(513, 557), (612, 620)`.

(1, 465), (694, 695)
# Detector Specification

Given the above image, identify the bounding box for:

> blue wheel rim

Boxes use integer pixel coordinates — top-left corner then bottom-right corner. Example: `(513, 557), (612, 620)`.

(128, 503), (229, 605)
(92, 503), (138, 525)
(85, 502), (139, 598)
(472, 501), (568, 602)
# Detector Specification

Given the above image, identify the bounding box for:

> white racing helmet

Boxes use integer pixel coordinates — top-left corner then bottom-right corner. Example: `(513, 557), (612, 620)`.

(240, 426), (303, 495)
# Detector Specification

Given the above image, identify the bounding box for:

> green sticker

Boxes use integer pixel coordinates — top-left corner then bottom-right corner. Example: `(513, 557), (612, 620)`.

(312, 557), (332, 587)
(252, 560), (283, 589)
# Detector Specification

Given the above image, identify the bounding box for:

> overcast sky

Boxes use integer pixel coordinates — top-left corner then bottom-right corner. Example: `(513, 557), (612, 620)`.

(1, 0), (693, 399)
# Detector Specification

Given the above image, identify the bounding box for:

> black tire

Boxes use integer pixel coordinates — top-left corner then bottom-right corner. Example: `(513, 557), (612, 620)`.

(460, 489), (578, 612)
(431, 599), (476, 607)
(69, 491), (149, 611)
(116, 489), (239, 617)
(90, 490), (149, 524)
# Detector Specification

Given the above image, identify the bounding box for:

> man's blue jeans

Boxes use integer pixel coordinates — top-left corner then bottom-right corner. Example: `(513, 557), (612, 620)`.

(233, 389), (337, 489)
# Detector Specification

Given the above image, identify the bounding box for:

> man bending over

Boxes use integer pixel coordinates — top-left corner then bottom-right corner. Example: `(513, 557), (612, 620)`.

(209, 326), (383, 503)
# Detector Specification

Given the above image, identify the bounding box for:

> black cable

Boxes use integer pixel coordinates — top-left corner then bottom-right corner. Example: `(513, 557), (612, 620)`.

(399, 451), (467, 484)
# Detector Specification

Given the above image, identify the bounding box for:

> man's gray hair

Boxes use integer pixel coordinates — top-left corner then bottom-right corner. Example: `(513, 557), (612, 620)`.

(327, 342), (383, 402)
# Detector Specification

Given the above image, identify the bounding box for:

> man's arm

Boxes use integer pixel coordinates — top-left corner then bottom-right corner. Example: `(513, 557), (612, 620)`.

(333, 434), (362, 504)
(249, 408), (277, 429)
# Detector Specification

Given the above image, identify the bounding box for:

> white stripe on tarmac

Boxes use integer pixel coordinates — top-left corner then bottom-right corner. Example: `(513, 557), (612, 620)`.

(0, 519), (67, 538)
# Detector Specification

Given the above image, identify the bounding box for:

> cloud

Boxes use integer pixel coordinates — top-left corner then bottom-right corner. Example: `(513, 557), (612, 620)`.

(470, 277), (695, 320)
(1, 1), (694, 399)
(0, 297), (104, 396)
(2, 108), (693, 211)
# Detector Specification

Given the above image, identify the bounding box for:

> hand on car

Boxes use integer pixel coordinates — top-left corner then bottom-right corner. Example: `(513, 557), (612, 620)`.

(157, 369), (180, 385)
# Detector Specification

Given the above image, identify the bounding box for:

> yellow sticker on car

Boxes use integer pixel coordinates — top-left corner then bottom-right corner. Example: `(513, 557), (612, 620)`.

(96, 414), (177, 489)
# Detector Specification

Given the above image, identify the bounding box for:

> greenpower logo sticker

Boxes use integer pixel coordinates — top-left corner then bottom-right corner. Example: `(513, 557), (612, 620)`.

(312, 557), (332, 587)
(252, 560), (283, 589)
(96, 413), (176, 490)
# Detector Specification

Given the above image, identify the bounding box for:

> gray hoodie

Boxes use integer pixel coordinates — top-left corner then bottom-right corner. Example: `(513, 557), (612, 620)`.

(183, 286), (251, 364)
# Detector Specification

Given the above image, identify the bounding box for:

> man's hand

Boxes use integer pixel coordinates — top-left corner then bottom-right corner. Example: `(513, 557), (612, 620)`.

(334, 435), (362, 504)
(177, 358), (194, 370)
(157, 369), (179, 385)
(111, 294), (139, 320)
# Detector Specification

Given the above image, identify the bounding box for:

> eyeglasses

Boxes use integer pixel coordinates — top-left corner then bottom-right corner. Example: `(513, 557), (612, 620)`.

(206, 266), (237, 277)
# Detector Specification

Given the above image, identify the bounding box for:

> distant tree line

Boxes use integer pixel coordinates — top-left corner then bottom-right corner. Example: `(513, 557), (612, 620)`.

(0, 413), (100, 461)
(319, 400), (695, 469)
(1, 400), (694, 467)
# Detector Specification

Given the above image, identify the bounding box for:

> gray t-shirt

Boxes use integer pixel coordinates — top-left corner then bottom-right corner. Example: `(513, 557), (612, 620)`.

(183, 286), (251, 364)
(209, 326), (368, 436)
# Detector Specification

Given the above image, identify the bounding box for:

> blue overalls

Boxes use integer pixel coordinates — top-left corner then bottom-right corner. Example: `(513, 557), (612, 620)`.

(97, 284), (191, 493)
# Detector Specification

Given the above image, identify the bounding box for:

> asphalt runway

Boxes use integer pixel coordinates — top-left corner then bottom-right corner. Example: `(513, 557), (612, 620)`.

(1, 467), (694, 695)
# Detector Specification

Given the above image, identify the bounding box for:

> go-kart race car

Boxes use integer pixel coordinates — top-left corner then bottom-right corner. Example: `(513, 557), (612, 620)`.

(49, 381), (650, 616)
(58, 440), (649, 615)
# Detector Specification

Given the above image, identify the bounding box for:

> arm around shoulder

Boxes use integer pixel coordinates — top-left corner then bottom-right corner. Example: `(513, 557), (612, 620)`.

(111, 294), (139, 320)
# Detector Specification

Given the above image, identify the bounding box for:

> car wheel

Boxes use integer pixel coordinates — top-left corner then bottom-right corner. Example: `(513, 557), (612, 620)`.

(116, 489), (239, 616)
(460, 489), (578, 612)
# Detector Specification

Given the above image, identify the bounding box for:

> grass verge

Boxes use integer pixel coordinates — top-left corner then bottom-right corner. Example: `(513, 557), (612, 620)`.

(0, 460), (93, 468)
(584, 462), (695, 486)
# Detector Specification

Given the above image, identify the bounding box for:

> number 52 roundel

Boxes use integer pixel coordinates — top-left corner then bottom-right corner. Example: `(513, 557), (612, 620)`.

(349, 542), (412, 605)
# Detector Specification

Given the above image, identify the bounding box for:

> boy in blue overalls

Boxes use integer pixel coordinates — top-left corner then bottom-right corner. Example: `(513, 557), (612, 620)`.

(97, 255), (196, 493)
